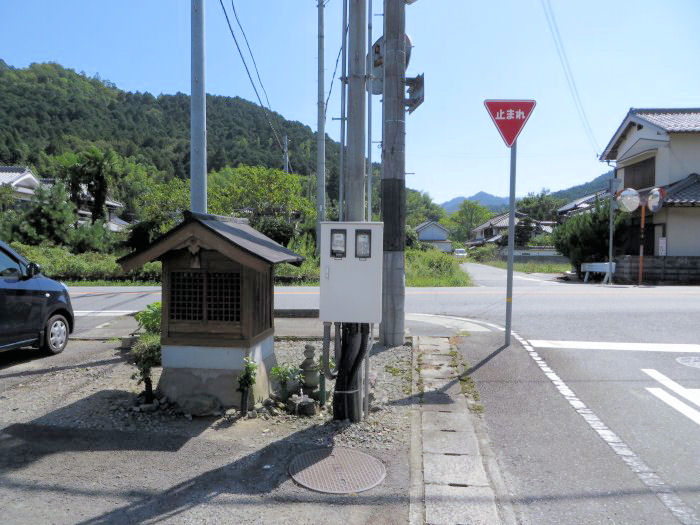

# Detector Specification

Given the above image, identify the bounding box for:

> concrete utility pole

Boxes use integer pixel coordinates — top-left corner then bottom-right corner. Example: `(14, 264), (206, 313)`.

(317, 0), (326, 250)
(338, 0), (348, 219)
(380, 0), (406, 347)
(190, 0), (207, 213)
(333, 0), (368, 423)
(345, 0), (367, 222)
(366, 0), (373, 221)
(283, 134), (289, 173)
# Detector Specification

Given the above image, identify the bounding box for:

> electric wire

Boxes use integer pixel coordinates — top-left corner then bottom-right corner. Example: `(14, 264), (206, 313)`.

(540, 0), (600, 155)
(325, 40), (344, 118)
(218, 0), (284, 155)
(230, 0), (271, 110)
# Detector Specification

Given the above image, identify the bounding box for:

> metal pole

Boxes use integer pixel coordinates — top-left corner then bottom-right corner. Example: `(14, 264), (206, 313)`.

(316, 0), (326, 252)
(345, 0), (366, 222)
(639, 207), (646, 285)
(190, 0), (207, 213)
(380, 0), (406, 347)
(505, 141), (517, 346)
(366, 0), (373, 221)
(339, 0), (348, 220)
(283, 134), (289, 173)
(608, 174), (615, 284)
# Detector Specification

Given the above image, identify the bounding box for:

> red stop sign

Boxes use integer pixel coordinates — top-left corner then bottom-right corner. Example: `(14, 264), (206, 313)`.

(484, 100), (536, 147)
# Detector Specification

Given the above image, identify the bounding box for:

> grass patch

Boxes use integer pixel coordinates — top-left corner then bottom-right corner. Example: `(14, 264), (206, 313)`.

(477, 260), (571, 274)
(384, 365), (403, 377)
(406, 249), (473, 287)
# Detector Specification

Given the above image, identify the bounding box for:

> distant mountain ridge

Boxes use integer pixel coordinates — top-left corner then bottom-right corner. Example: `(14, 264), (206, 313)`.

(440, 171), (614, 213)
(441, 192), (509, 213)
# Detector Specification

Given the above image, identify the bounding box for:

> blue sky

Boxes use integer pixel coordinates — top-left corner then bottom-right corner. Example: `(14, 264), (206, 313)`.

(2, 0), (699, 203)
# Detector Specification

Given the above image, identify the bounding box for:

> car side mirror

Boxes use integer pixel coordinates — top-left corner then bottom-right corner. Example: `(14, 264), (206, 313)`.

(26, 262), (41, 278)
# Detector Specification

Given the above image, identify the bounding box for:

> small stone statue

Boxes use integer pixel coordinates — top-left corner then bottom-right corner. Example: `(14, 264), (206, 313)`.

(300, 344), (319, 395)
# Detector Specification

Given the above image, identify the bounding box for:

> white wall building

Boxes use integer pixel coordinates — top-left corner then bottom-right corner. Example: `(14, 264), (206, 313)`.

(601, 108), (700, 257)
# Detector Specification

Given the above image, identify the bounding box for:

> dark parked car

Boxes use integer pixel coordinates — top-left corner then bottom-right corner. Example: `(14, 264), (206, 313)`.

(0, 241), (73, 354)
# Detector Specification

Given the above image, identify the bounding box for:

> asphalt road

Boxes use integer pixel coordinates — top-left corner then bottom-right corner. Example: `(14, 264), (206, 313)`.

(62, 265), (700, 524)
(456, 263), (700, 525)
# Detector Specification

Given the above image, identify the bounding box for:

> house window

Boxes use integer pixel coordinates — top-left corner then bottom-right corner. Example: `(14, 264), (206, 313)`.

(624, 157), (655, 189)
(169, 271), (241, 322)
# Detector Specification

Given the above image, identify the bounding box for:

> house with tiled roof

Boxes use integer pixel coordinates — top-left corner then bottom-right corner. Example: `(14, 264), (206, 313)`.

(601, 108), (700, 258)
(0, 166), (41, 204)
(0, 165), (129, 232)
(415, 221), (452, 252)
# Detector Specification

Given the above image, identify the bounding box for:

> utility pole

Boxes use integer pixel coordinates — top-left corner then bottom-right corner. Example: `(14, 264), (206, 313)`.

(380, 0), (406, 347)
(338, 0), (349, 219)
(317, 0), (326, 251)
(190, 0), (207, 213)
(283, 134), (289, 173)
(608, 170), (615, 285)
(366, 0), (373, 221)
(345, 0), (366, 221)
(333, 0), (368, 422)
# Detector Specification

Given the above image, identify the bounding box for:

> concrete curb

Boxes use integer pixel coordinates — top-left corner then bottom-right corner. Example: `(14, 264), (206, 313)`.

(413, 335), (510, 525)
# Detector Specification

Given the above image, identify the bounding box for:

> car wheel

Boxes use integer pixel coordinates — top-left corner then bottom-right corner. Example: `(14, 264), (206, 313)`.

(41, 314), (69, 355)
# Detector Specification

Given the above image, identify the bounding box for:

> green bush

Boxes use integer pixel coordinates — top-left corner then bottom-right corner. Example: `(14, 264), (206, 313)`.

(270, 363), (302, 392)
(405, 249), (472, 287)
(469, 244), (499, 262)
(552, 201), (627, 273)
(527, 233), (554, 247)
(9, 242), (161, 282)
(129, 332), (161, 403)
(135, 302), (162, 334)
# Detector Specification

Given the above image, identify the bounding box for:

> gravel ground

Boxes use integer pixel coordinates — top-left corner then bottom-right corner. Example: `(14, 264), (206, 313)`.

(0, 338), (414, 524)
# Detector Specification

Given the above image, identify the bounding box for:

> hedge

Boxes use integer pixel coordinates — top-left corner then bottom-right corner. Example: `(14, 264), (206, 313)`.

(10, 242), (161, 282)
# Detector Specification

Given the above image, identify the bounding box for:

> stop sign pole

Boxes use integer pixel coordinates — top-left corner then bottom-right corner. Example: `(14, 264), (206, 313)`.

(484, 100), (536, 346)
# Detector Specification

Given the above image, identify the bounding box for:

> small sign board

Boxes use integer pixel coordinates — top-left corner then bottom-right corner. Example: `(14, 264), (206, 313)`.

(484, 100), (536, 147)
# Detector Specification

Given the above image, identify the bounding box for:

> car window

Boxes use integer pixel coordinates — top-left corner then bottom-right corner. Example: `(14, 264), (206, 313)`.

(0, 250), (21, 278)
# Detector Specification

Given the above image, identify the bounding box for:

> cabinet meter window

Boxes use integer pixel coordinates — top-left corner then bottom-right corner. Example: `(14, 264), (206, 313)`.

(330, 229), (346, 258)
(355, 230), (372, 258)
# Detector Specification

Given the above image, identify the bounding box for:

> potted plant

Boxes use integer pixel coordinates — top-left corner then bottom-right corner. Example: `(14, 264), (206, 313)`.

(270, 363), (302, 401)
(237, 357), (257, 412)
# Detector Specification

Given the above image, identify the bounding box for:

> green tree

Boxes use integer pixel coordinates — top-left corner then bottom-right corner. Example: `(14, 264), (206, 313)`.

(0, 182), (76, 245)
(0, 183), (14, 211)
(552, 200), (628, 274)
(406, 189), (445, 227)
(208, 165), (315, 245)
(517, 189), (566, 221)
(446, 200), (492, 243)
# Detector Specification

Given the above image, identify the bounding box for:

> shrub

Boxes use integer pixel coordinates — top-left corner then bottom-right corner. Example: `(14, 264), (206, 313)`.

(135, 302), (161, 334)
(129, 333), (161, 404)
(405, 249), (472, 286)
(9, 242), (161, 282)
(469, 244), (499, 262)
(552, 200), (628, 273)
(527, 233), (554, 247)
(270, 363), (302, 398)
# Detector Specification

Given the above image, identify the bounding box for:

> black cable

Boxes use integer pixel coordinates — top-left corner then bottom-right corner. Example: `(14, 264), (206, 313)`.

(230, 0), (272, 110)
(218, 0), (284, 153)
(325, 39), (344, 118)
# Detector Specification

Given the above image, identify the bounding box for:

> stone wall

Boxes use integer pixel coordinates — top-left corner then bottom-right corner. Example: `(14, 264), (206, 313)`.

(615, 255), (700, 284)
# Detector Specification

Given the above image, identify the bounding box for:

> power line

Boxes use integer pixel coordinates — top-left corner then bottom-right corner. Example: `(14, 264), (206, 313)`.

(218, 0), (284, 154)
(540, 0), (600, 155)
(325, 40), (344, 117)
(230, 0), (271, 110)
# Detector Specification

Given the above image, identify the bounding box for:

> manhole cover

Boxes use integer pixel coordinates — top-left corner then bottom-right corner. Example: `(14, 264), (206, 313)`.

(677, 356), (700, 369)
(289, 447), (386, 494)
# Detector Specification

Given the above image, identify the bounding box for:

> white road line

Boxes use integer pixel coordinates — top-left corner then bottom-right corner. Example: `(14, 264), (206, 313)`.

(642, 369), (700, 408)
(405, 313), (490, 332)
(646, 388), (700, 427)
(529, 340), (700, 353)
(73, 310), (137, 317)
(515, 333), (700, 525)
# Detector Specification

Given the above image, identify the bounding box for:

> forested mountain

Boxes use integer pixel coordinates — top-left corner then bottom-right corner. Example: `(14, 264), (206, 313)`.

(550, 171), (613, 202)
(441, 192), (508, 213)
(0, 60), (341, 192)
(440, 171), (614, 214)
